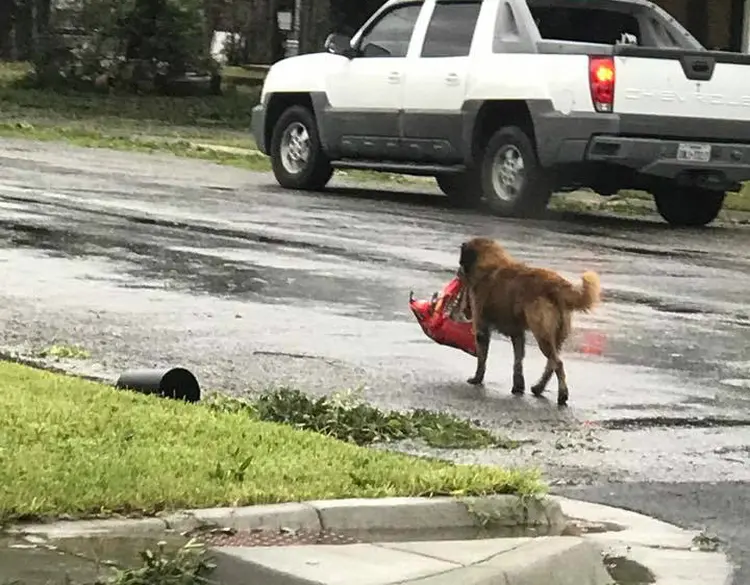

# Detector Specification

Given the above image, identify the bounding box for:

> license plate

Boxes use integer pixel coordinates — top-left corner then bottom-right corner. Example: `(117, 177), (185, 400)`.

(677, 142), (711, 163)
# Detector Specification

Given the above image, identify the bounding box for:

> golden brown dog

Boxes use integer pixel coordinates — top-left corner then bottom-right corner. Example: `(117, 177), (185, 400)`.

(457, 237), (600, 406)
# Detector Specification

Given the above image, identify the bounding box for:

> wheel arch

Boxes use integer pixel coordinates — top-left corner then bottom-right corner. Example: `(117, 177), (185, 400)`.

(463, 100), (538, 166)
(468, 106), (553, 218)
(264, 92), (332, 154)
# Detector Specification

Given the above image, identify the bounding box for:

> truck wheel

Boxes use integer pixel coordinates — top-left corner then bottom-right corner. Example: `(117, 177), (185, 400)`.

(270, 105), (333, 190)
(480, 126), (552, 217)
(435, 172), (482, 208)
(652, 187), (725, 227)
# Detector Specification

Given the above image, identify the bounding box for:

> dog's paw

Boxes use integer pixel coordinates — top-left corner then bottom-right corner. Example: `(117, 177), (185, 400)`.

(557, 389), (569, 407)
(530, 384), (546, 397)
(467, 376), (484, 386)
(511, 385), (525, 395)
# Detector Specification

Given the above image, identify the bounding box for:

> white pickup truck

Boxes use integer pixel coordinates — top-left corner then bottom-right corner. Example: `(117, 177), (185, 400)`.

(251, 0), (750, 227)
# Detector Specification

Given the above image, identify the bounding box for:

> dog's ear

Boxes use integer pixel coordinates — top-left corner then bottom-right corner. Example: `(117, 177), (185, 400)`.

(459, 241), (477, 274)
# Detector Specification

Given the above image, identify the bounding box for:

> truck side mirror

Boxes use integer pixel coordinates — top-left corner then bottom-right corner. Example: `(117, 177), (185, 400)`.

(324, 32), (356, 58)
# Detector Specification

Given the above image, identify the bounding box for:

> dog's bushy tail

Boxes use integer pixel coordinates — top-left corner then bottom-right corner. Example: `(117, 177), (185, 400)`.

(562, 271), (601, 311)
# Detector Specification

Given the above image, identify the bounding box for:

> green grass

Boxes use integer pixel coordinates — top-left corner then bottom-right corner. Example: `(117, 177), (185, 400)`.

(0, 60), (272, 166)
(0, 361), (542, 523)
(0, 62), (258, 146)
(0, 61), (428, 183)
(725, 188), (750, 212)
(549, 191), (655, 217)
(553, 186), (750, 216)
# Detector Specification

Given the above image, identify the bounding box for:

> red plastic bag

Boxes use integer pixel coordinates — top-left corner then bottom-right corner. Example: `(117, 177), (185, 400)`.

(409, 277), (477, 356)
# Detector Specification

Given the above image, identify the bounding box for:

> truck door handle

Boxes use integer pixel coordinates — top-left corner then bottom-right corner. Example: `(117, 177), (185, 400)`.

(387, 71), (401, 83)
(692, 60), (709, 72)
(445, 73), (460, 86)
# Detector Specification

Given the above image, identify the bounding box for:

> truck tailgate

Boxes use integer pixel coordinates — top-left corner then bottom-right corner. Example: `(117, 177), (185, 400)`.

(612, 47), (750, 123)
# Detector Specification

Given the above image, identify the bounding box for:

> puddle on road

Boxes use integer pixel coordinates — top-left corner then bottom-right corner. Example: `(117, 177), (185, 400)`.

(341, 523), (560, 543)
(598, 415), (750, 431)
(604, 554), (656, 584)
(0, 534), (101, 584)
(195, 515), (625, 548)
(0, 215), (418, 320)
(1, 517), (624, 582)
(193, 524), (567, 549)
(342, 517), (623, 544)
(0, 533), (189, 584)
(605, 288), (709, 317)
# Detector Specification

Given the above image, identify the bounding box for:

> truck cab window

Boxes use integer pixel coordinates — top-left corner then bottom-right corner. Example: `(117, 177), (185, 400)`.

(358, 4), (422, 58)
(530, 6), (641, 45)
(421, 1), (482, 58)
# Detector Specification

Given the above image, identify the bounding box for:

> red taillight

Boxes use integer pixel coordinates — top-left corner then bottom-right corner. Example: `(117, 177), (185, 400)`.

(589, 56), (615, 113)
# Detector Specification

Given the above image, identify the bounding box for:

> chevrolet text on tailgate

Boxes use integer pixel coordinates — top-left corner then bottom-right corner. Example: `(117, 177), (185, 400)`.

(251, 0), (750, 227)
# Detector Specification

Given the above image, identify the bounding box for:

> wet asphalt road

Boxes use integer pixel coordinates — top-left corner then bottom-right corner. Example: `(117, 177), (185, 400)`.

(1, 138), (750, 581)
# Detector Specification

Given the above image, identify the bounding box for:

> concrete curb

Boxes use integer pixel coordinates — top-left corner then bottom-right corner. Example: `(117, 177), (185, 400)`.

(11, 495), (566, 539)
(551, 496), (735, 585)
(10, 495), (735, 585)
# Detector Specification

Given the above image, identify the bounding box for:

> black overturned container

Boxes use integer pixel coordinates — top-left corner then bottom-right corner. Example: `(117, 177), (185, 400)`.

(115, 367), (201, 403)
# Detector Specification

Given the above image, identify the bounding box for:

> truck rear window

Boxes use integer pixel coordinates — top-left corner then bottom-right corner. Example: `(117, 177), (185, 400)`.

(530, 6), (640, 45)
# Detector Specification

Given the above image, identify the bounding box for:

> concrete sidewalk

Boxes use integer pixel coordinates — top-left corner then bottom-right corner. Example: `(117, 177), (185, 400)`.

(214, 535), (608, 585)
(202, 496), (733, 585)
(12, 495), (735, 585)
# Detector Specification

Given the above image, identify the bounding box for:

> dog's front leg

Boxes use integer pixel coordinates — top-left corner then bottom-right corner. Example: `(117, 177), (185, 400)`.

(511, 333), (525, 394)
(468, 323), (490, 385)
(466, 292), (489, 385)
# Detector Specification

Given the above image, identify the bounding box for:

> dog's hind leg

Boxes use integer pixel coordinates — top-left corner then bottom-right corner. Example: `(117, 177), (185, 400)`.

(553, 312), (571, 406)
(530, 339), (556, 398)
(554, 359), (569, 406)
(525, 300), (560, 399)
(529, 329), (569, 407)
(511, 333), (525, 394)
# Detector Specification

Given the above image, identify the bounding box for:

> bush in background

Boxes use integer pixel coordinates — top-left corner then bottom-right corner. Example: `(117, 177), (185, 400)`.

(31, 0), (220, 95)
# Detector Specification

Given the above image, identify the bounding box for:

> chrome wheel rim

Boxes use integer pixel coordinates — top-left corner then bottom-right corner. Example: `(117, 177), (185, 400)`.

(280, 122), (311, 175)
(490, 145), (525, 203)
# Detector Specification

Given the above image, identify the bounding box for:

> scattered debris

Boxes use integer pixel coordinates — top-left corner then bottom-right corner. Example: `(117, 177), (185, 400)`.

(692, 530), (722, 552)
(37, 344), (91, 360)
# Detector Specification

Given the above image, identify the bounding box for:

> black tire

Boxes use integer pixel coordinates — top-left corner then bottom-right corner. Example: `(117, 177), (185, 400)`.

(479, 125), (552, 217)
(270, 105), (333, 190)
(435, 172), (482, 208)
(652, 187), (725, 227)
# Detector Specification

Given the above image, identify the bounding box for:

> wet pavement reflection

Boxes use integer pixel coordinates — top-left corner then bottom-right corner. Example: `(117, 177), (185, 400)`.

(1, 139), (750, 491)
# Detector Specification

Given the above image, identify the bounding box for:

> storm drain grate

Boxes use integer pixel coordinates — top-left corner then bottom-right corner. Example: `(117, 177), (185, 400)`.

(200, 529), (362, 547)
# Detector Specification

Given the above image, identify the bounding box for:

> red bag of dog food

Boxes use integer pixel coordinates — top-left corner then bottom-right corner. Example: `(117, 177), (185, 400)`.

(409, 277), (477, 356)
